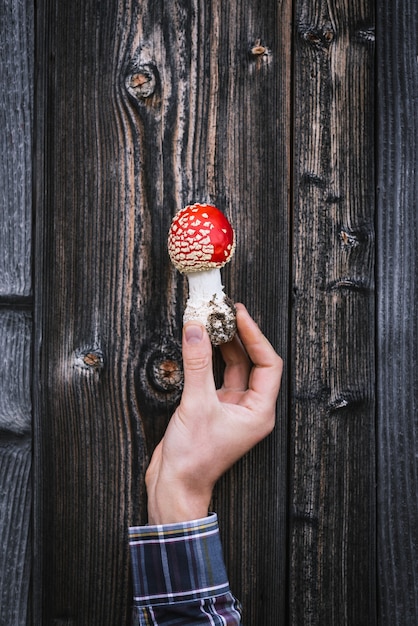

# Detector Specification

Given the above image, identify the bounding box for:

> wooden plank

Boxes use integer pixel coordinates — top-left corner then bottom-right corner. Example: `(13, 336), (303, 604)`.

(376, 2), (418, 622)
(0, 311), (32, 435)
(203, 2), (291, 623)
(33, 0), (291, 622)
(33, 2), (149, 622)
(0, 310), (32, 624)
(0, 1), (34, 623)
(0, 0), (33, 297)
(0, 439), (32, 626)
(289, 1), (376, 623)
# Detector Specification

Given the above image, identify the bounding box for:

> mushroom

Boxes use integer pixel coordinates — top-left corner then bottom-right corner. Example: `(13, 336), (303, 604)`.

(168, 202), (237, 345)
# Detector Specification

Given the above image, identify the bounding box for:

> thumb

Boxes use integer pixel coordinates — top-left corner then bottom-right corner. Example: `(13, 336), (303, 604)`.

(180, 322), (217, 411)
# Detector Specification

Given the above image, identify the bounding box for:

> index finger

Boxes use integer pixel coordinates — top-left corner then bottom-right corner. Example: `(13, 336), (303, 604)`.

(235, 303), (283, 402)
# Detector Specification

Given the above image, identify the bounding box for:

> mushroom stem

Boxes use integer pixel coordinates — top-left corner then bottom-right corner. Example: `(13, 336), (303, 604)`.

(184, 268), (236, 345)
(187, 268), (224, 301)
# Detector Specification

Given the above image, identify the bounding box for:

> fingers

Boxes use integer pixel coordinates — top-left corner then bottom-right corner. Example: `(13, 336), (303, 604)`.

(179, 322), (217, 414)
(219, 332), (251, 392)
(180, 306), (283, 421)
(234, 303), (283, 403)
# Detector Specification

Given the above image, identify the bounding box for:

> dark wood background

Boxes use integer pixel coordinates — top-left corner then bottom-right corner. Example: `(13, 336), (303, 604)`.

(1, 0), (33, 624)
(376, 1), (418, 624)
(0, 0), (417, 624)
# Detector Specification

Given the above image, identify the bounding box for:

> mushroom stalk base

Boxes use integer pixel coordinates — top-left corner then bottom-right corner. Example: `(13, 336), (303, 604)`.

(184, 269), (236, 345)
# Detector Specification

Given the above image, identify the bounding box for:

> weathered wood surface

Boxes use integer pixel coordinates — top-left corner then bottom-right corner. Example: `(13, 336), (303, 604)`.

(376, 2), (418, 623)
(34, 0), (290, 623)
(0, 0), (33, 298)
(34, 2), (148, 622)
(0, 438), (32, 626)
(0, 1), (33, 624)
(21, 0), (418, 622)
(0, 312), (32, 626)
(289, 1), (376, 624)
(0, 312), (32, 435)
(206, 3), (291, 622)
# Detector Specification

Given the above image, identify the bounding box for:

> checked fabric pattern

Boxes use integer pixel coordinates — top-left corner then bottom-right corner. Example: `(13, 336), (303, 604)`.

(129, 514), (242, 625)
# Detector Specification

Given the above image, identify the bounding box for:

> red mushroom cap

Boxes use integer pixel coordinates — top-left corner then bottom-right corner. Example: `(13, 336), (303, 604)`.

(168, 203), (235, 273)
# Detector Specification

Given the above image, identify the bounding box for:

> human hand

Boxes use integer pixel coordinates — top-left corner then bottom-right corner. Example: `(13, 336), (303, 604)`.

(145, 303), (283, 524)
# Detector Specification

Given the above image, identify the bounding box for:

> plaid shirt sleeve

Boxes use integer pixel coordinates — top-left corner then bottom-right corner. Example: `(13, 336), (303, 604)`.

(129, 513), (242, 625)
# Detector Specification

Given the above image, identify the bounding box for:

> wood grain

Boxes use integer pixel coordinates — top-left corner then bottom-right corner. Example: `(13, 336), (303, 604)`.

(33, 0), (290, 623)
(0, 2), (33, 624)
(376, 2), (418, 622)
(186, 2), (292, 622)
(0, 311), (32, 435)
(0, 0), (33, 298)
(289, 1), (376, 623)
(0, 439), (32, 626)
(122, 0), (292, 620)
(5, 0), (418, 622)
(34, 1), (150, 623)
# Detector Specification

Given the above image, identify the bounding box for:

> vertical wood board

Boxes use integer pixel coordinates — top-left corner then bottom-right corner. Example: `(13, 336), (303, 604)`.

(0, 311), (32, 435)
(193, 1), (291, 623)
(376, 1), (418, 623)
(0, 0), (33, 297)
(290, 0), (375, 623)
(0, 440), (32, 626)
(34, 0), (291, 623)
(0, 1), (34, 624)
(35, 1), (148, 622)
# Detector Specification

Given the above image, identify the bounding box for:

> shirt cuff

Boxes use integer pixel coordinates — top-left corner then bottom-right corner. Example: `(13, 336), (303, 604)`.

(129, 513), (230, 608)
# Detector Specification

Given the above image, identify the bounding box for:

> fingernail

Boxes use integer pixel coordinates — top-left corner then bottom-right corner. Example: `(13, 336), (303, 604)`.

(184, 323), (204, 344)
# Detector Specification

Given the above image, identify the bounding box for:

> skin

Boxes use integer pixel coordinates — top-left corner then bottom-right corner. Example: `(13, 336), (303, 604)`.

(145, 303), (283, 525)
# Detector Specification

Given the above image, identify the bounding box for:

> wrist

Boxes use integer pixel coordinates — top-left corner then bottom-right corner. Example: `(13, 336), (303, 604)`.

(146, 474), (213, 525)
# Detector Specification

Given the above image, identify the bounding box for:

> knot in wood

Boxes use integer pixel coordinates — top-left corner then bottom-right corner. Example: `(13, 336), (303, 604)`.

(354, 26), (375, 44)
(300, 24), (336, 49)
(130, 73), (148, 88)
(251, 39), (267, 56)
(340, 229), (359, 248)
(146, 346), (183, 393)
(83, 352), (102, 368)
(126, 64), (157, 99)
(74, 348), (104, 371)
